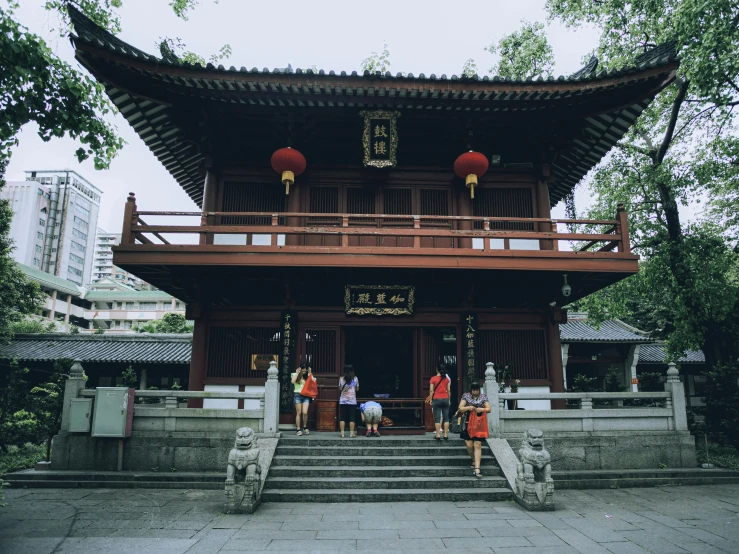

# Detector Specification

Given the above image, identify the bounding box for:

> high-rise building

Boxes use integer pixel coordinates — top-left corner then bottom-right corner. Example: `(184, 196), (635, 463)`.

(92, 228), (144, 288)
(2, 170), (102, 286)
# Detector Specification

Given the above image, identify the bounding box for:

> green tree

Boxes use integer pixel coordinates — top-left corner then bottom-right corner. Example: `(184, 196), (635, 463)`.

(120, 365), (137, 388)
(547, 0), (739, 369)
(29, 358), (71, 462)
(704, 362), (739, 453)
(0, 359), (41, 452)
(461, 58), (478, 78)
(485, 20), (554, 79)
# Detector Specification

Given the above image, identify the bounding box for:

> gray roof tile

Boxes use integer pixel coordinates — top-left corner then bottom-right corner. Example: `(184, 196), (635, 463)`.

(0, 334), (191, 364)
(560, 319), (651, 343)
(639, 344), (705, 364)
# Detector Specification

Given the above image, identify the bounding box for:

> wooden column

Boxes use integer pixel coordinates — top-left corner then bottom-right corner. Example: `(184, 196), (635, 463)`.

(536, 179), (554, 250)
(456, 187), (473, 249)
(121, 193), (137, 245)
(285, 186), (301, 246)
(546, 317), (566, 409)
(200, 168), (219, 245)
(186, 309), (207, 408)
(616, 203), (631, 254)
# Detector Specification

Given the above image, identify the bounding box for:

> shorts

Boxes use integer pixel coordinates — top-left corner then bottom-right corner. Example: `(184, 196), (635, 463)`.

(460, 429), (483, 443)
(431, 398), (450, 424)
(340, 403), (356, 424)
(363, 405), (383, 424)
(293, 393), (311, 405)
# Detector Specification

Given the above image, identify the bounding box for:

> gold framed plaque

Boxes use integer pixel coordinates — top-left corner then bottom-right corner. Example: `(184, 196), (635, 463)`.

(345, 285), (414, 315)
(360, 110), (400, 168)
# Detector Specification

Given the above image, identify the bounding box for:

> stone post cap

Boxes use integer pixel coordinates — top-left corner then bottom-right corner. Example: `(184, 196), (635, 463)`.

(70, 359), (84, 378)
(485, 362), (496, 382)
(666, 362), (680, 382)
(267, 360), (278, 379)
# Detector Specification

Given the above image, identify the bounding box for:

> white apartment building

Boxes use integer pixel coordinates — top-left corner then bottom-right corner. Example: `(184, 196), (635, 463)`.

(18, 264), (186, 333)
(93, 228), (144, 288)
(3, 170), (102, 287)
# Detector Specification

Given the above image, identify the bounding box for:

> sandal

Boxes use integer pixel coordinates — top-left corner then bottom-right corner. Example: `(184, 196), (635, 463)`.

(296, 430), (302, 436)
(474, 467), (482, 479)
(303, 428), (310, 435)
(434, 434), (441, 440)
(443, 434), (449, 440)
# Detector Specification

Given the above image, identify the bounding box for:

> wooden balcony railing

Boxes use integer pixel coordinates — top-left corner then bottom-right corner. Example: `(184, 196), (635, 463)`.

(120, 193), (631, 256)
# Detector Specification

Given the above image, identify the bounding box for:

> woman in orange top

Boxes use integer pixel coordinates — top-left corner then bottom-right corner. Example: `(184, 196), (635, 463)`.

(429, 364), (452, 440)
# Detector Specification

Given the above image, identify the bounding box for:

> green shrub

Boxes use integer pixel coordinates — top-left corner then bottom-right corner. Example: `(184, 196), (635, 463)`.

(120, 366), (137, 389)
(704, 363), (739, 454)
(0, 444), (45, 477)
(8, 319), (46, 334)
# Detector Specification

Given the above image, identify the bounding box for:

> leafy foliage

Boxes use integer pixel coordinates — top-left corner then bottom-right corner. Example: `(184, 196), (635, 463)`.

(361, 43), (391, 74)
(485, 20), (554, 79)
(29, 359), (70, 462)
(604, 367), (624, 392)
(158, 37), (231, 67)
(120, 365), (137, 388)
(8, 319), (47, 335)
(93, 327), (105, 334)
(0, 443), (46, 477)
(0, 360), (42, 452)
(461, 58), (478, 78)
(704, 362), (739, 453)
(135, 313), (193, 334)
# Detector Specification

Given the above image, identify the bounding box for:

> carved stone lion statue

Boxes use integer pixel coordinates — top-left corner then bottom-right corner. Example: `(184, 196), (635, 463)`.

(515, 428), (554, 511)
(224, 427), (262, 514)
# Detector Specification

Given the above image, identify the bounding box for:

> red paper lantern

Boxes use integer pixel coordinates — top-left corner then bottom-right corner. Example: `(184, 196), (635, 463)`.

(271, 147), (307, 195)
(454, 151), (489, 199)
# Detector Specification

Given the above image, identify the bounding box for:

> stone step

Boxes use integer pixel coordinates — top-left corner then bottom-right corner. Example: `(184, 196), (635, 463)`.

(268, 465), (503, 478)
(270, 455), (496, 467)
(274, 445), (477, 457)
(4, 479), (224, 490)
(3, 469), (224, 483)
(278, 437), (466, 447)
(266, 476), (508, 489)
(552, 468), (739, 489)
(261, 487), (514, 503)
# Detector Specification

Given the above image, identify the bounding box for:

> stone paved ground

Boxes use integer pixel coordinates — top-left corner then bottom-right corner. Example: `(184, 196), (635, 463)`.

(1, 485), (738, 553)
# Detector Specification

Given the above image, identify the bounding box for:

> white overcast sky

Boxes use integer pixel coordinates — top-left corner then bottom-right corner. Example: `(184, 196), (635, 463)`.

(8, 0), (602, 231)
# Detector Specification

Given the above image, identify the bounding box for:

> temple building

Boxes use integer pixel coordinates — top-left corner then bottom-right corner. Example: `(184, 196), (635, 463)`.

(68, 6), (678, 430)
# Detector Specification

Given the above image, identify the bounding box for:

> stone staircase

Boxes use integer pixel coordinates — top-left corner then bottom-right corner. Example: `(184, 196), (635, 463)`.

(262, 434), (513, 502)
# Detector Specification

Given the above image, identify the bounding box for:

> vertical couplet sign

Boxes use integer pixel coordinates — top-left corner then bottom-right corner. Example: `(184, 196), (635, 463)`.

(463, 313), (478, 381)
(360, 110), (400, 168)
(279, 310), (297, 413)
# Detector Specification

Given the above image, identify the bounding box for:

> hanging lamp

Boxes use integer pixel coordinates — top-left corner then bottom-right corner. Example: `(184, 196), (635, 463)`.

(454, 151), (489, 199)
(271, 147), (306, 195)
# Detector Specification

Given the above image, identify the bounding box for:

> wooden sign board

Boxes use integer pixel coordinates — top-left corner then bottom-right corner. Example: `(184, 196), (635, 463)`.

(345, 285), (414, 315)
(360, 110), (399, 168)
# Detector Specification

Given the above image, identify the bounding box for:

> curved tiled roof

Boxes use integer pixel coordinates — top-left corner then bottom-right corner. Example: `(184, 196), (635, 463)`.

(560, 319), (651, 343)
(0, 334), (191, 364)
(639, 344), (705, 364)
(18, 263), (82, 297)
(84, 290), (174, 302)
(67, 5), (678, 208)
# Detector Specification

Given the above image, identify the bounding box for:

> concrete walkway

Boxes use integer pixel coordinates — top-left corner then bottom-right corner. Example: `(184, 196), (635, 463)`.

(1, 485), (738, 553)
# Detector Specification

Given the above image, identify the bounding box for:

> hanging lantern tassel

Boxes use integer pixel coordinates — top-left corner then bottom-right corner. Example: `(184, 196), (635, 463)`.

(454, 151), (489, 199)
(271, 147), (307, 195)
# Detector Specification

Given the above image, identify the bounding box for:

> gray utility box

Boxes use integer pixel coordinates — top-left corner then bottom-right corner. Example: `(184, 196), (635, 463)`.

(91, 388), (134, 438)
(69, 398), (93, 433)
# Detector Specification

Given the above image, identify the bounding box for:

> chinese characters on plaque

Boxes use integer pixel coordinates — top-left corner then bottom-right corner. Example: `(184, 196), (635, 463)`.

(345, 285), (415, 316)
(463, 313), (478, 380)
(360, 110), (399, 168)
(279, 311), (297, 412)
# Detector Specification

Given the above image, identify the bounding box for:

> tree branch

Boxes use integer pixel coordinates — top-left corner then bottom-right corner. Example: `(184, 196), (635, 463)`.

(617, 142), (653, 157)
(633, 128), (657, 158)
(657, 78), (690, 163)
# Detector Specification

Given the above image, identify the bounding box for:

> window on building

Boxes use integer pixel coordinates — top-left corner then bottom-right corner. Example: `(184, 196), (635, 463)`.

(139, 302), (157, 310)
(69, 253), (84, 264)
(123, 321), (132, 329)
(71, 241), (85, 253)
(33, 257), (40, 267)
(73, 216), (88, 229)
(37, 231), (43, 239)
(35, 245), (42, 253)
(51, 248), (57, 253)
(75, 204), (90, 217)
(68, 266), (83, 277)
(39, 218), (45, 227)
(163, 303), (173, 311)
(72, 228), (87, 241)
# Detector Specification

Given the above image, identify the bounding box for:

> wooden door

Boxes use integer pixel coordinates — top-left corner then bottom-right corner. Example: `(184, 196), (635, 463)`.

(301, 327), (340, 430)
(418, 328), (448, 431)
